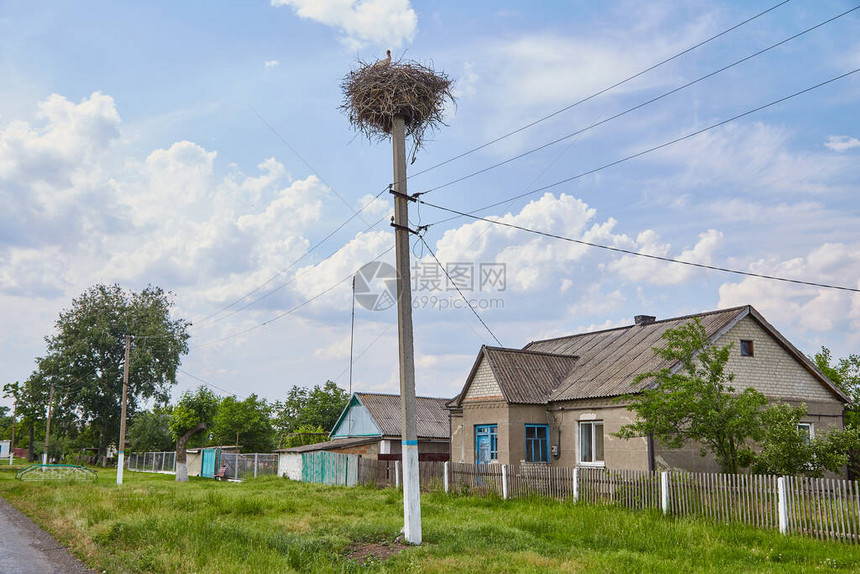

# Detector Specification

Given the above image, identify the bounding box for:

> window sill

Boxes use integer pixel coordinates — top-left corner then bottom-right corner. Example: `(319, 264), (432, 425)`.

(577, 461), (606, 468)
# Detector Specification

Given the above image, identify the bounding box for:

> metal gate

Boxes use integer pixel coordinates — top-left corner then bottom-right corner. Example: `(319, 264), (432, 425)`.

(201, 448), (220, 478)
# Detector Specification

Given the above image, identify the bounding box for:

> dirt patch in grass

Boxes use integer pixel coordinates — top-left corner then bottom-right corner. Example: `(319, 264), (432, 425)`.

(346, 540), (409, 565)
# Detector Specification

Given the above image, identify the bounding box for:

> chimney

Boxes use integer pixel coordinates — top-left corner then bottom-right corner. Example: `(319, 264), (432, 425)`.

(635, 315), (656, 326)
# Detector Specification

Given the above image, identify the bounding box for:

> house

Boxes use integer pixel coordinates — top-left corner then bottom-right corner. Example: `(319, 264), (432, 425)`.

(448, 305), (848, 473)
(277, 392), (451, 479)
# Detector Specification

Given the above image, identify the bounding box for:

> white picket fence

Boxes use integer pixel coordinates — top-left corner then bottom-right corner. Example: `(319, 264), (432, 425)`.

(437, 463), (860, 543)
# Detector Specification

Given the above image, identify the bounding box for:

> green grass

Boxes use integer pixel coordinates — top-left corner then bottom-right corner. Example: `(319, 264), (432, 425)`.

(1, 468), (859, 573)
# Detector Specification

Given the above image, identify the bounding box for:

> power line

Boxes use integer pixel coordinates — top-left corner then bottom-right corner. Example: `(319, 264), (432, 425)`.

(332, 323), (395, 384)
(416, 203), (860, 294)
(249, 105), (374, 227)
(193, 185), (389, 328)
(177, 368), (244, 398)
(407, 0), (793, 181)
(417, 234), (503, 345)
(419, 67), (860, 219)
(197, 211), (392, 329)
(414, 5), (860, 197)
(193, 244), (396, 348)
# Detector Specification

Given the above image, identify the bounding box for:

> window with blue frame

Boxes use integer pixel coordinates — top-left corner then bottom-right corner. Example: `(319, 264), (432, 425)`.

(525, 424), (549, 463)
(475, 424), (498, 463)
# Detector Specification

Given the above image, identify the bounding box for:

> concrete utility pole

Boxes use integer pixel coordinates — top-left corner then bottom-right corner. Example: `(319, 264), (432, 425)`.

(391, 114), (422, 544)
(117, 335), (131, 485)
(8, 398), (15, 465)
(42, 382), (54, 465)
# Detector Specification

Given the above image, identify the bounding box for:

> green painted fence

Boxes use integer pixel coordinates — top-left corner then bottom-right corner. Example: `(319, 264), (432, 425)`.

(301, 451), (359, 486)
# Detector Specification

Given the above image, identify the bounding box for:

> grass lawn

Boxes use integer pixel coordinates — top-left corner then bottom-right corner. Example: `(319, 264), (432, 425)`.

(1, 468), (859, 573)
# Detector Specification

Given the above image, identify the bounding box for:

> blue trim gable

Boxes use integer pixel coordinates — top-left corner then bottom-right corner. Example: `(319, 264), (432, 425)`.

(330, 394), (382, 438)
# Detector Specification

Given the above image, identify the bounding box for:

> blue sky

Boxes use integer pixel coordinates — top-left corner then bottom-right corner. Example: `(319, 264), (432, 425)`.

(1, 0), (858, 406)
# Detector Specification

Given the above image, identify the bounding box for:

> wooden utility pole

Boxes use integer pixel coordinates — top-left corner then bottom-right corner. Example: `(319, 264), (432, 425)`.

(117, 335), (131, 485)
(42, 382), (54, 465)
(391, 114), (422, 544)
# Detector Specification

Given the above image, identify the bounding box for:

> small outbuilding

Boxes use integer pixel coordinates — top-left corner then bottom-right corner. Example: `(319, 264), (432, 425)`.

(277, 392), (451, 479)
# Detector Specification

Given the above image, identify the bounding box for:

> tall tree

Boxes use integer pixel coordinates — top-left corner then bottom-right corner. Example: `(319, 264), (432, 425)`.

(211, 394), (275, 453)
(42, 284), (190, 462)
(170, 386), (220, 482)
(127, 409), (174, 452)
(274, 381), (349, 437)
(616, 319), (768, 473)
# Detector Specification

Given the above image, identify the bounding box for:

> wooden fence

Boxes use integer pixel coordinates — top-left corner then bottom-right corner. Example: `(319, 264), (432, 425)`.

(666, 472), (779, 530)
(784, 476), (860, 542)
(292, 455), (860, 543)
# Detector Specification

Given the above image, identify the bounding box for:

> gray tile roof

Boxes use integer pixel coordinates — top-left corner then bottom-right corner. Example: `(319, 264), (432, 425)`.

(452, 305), (846, 406)
(356, 392), (451, 439)
(482, 347), (579, 404)
(529, 306), (749, 401)
(276, 436), (379, 453)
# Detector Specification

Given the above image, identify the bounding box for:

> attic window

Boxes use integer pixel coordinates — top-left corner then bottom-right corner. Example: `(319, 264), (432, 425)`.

(740, 340), (754, 357)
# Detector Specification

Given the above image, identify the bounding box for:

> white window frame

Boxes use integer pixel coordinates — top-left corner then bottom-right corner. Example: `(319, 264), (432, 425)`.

(797, 422), (814, 444)
(578, 420), (605, 467)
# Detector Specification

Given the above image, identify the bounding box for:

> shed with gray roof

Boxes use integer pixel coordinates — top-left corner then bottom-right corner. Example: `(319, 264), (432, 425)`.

(279, 392), (450, 462)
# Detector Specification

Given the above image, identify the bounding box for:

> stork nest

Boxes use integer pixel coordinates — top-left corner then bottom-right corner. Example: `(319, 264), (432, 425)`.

(340, 57), (454, 154)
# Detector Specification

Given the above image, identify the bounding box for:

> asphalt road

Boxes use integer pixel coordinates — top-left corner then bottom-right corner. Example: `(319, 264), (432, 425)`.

(0, 496), (94, 574)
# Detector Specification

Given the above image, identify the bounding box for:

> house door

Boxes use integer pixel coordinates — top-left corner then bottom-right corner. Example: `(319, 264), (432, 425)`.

(475, 425), (497, 464)
(201, 448), (219, 478)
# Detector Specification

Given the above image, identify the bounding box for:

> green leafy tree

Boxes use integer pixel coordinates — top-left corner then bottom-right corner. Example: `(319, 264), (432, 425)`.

(127, 410), (174, 452)
(752, 403), (860, 476)
(0, 405), (11, 440)
(170, 386), (220, 482)
(211, 394), (275, 453)
(812, 347), (860, 403)
(41, 284), (190, 462)
(812, 347), (860, 475)
(274, 381), (349, 437)
(616, 319), (768, 474)
(281, 423), (329, 448)
(6, 376), (50, 461)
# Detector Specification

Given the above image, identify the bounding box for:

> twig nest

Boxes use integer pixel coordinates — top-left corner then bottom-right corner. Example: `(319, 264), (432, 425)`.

(341, 56), (454, 153)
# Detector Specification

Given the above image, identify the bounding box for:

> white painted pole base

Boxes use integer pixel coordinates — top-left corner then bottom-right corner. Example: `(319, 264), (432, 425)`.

(777, 476), (788, 535)
(41, 452), (47, 465)
(117, 452), (125, 485)
(402, 443), (422, 544)
(661, 471), (669, 515)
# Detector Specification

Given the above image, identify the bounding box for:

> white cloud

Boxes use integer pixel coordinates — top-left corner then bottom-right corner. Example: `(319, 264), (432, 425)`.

(605, 229), (723, 286)
(432, 193), (616, 291)
(271, 0), (417, 50)
(293, 230), (394, 308)
(264, 60), (280, 68)
(824, 135), (860, 152)
(0, 92), (333, 316)
(357, 192), (391, 219)
(719, 243), (860, 344)
(649, 123), (851, 195)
